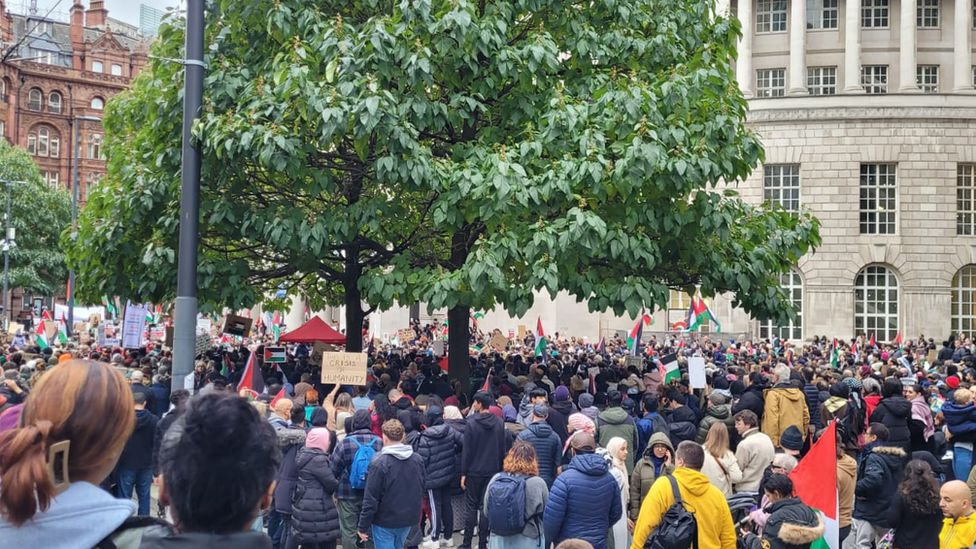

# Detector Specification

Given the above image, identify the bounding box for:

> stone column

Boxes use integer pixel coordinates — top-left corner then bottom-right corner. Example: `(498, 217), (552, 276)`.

(736, 0), (755, 97)
(285, 295), (305, 331)
(899, 0), (920, 91)
(954, 0), (974, 91)
(844, 0), (864, 92)
(788, 0), (809, 94)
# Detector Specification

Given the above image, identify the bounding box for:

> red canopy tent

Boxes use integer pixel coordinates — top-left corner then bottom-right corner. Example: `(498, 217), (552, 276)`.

(278, 316), (346, 345)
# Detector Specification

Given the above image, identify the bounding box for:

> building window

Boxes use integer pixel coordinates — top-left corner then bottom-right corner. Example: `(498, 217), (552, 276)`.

(807, 66), (837, 95)
(862, 0), (889, 28)
(756, 68), (786, 97)
(28, 126), (60, 158)
(763, 164), (801, 213)
(0, 121), (5, 139)
(958, 164), (976, 235)
(807, 0), (839, 29)
(859, 163), (897, 234)
(43, 170), (59, 187)
(758, 271), (803, 341)
(88, 134), (104, 160)
(916, 65), (939, 93)
(111, 64), (122, 76)
(47, 91), (62, 113)
(917, 0), (939, 27)
(91, 97), (104, 110)
(27, 88), (42, 111)
(854, 265), (898, 342)
(756, 0), (788, 32)
(84, 172), (102, 202)
(92, 60), (103, 73)
(952, 266), (976, 337)
(26, 134), (35, 154)
(861, 65), (888, 94)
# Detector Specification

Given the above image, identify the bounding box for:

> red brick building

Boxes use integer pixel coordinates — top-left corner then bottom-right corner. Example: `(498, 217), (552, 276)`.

(0, 0), (149, 202)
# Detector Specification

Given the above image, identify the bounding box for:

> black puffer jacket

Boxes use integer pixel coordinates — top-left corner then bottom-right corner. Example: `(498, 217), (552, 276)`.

(853, 444), (909, 527)
(665, 406), (698, 447)
(734, 385), (766, 423)
(802, 384), (822, 429)
(870, 397), (912, 453)
(291, 447), (340, 544)
(744, 497), (824, 549)
(417, 423), (461, 489)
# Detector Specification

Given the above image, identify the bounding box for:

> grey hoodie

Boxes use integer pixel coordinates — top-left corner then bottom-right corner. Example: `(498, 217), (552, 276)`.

(0, 481), (135, 549)
(381, 443), (414, 460)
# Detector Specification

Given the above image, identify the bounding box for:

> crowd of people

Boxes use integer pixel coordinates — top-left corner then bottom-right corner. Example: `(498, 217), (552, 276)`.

(3, 324), (976, 549)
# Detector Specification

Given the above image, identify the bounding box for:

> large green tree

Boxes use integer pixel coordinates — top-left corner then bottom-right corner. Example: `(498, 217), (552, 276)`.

(0, 141), (70, 299)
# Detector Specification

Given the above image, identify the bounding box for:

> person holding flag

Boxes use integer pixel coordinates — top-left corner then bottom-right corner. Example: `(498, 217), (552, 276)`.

(740, 474), (825, 549)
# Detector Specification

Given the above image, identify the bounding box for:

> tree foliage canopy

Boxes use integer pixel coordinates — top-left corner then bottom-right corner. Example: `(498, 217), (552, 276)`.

(0, 142), (70, 297)
(65, 0), (819, 351)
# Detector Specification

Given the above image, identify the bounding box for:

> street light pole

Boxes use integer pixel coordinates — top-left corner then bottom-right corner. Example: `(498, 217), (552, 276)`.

(67, 115), (101, 336)
(172, 0), (205, 394)
(1, 179), (11, 329)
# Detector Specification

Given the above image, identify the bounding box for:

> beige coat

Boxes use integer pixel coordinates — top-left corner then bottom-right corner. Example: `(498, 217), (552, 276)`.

(761, 385), (810, 447)
(734, 428), (776, 492)
(701, 450), (743, 498)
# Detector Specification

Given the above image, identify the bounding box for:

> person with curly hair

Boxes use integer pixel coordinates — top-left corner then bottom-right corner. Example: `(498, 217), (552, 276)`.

(887, 459), (942, 549)
(484, 441), (549, 549)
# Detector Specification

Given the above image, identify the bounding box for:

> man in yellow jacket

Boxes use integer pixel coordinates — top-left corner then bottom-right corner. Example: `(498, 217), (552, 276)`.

(630, 441), (736, 549)
(940, 480), (976, 549)
(761, 364), (810, 448)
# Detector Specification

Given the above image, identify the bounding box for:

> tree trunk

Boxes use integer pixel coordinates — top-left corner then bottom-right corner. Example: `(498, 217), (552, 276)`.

(448, 304), (470, 393)
(343, 249), (364, 352)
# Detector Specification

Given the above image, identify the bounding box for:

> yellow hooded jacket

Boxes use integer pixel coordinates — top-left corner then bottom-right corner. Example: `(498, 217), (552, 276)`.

(941, 512), (976, 549)
(629, 467), (736, 549)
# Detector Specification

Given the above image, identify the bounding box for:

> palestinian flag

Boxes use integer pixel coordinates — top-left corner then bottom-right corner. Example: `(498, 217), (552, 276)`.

(272, 311), (281, 342)
(57, 321), (69, 345)
(534, 318), (547, 359)
(220, 353), (233, 377)
(264, 346), (286, 363)
(830, 339), (839, 369)
(438, 354), (449, 373)
(686, 290), (721, 332)
(657, 352), (679, 384)
(790, 420), (839, 549)
(237, 350), (265, 395)
(627, 313), (651, 356)
(480, 371), (492, 393)
(35, 321), (49, 350)
(269, 386), (287, 409)
(868, 332), (876, 348)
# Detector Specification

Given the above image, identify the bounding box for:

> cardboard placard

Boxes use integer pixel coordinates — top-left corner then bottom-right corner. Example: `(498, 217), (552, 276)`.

(321, 351), (368, 385)
(264, 346), (287, 363)
(221, 314), (252, 337)
(44, 321), (58, 340)
(432, 339), (445, 357)
(624, 355), (643, 368)
(7, 322), (22, 335)
(397, 328), (415, 344)
(688, 356), (707, 389)
(927, 349), (938, 364)
(489, 333), (509, 351)
(517, 325), (527, 339)
(194, 333), (211, 357)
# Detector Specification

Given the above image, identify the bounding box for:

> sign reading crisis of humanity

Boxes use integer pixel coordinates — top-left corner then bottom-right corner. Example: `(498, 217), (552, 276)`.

(321, 352), (368, 385)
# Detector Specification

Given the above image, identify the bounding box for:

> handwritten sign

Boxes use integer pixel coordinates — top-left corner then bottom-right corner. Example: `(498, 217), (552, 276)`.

(624, 356), (643, 369)
(397, 328), (415, 344)
(122, 303), (148, 349)
(321, 352), (368, 385)
(6, 322), (22, 335)
(489, 333), (509, 351)
(517, 325), (527, 339)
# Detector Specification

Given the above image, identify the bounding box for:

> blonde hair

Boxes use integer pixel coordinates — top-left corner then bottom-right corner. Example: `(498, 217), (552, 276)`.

(702, 422), (730, 459)
(955, 388), (973, 405)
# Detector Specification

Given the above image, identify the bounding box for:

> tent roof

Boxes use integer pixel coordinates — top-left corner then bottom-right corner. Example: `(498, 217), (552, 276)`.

(278, 315), (346, 345)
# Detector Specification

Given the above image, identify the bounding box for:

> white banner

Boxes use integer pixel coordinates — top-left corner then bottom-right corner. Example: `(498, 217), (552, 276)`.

(53, 304), (106, 323)
(122, 303), (149, 349)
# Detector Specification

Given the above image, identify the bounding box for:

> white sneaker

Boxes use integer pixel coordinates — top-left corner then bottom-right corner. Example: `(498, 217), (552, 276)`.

(441, 539), (455, 548)
(422, 539), (440, 549)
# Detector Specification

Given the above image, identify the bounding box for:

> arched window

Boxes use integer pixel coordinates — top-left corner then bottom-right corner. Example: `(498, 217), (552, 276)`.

(48, 91), (62, 113)
(27, 88), (42, 111)
(952, 266), (976, 337)
(854, 265), (899, 342)
(758, 270), (803, 340)
(27, 125), (59, 158)
(1, 78), (8, 99)
(88, 133), (103, 160)
(91, 96), (104, 110)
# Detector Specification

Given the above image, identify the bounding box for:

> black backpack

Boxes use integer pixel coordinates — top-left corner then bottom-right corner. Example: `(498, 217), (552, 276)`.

(643, 475), (697, 549)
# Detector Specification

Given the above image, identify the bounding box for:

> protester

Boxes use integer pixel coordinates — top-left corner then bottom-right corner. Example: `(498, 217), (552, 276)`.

(700, 421), (742, 498)
(113, 389), (158, 517)
(461, 392), (507, 549)
(887, 459), (942, 549)
(548, 386), (573, 444)
(543, 432), (622, 549)
(483, 441), (549, 549)
(331, 409), (383, 549)
(358, 419), (426, 549)
(852, 423), (909, 549)
(734, 410), (776, 492)
(272, 400), (309, 549)
(517, 404), (562, 487)
(146, 391), (279, 547)
(288, 427), (340, 549)
(634, 394), (667, 458)
(696, 392), (734, 445)
(870, 378), (913, 454)
(939, 480), (976, 549)
(660, 388), (697, 447)
(837, 433), (858, 544)
(629, 441), (736, 549)
(761, 364), (810, 449)
(417, 405), (461, 549)
(628, 432), (673, 521)
(741, 474), (824, 549)
(596, 391), (639, 474)
(601, 437), (630, 549)
(905, 383), (935, 453)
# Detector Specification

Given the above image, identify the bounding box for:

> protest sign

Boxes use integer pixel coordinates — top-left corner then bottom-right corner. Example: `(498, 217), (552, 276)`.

(489, 332), (509, 351)
(688, 356), (707, 389)
(624, 356), (643, 369)
(6, 322), (22, 335)
(321, 352), (368, 385)
(222, 314), (252, 337)
(194, 333), (211, 357)
(517, 325), (527, 339)
(432, 339), (445, 356)
(397, 328), (415, 344)
(264, 346), (286, 363)
(122, 303), (148, 349)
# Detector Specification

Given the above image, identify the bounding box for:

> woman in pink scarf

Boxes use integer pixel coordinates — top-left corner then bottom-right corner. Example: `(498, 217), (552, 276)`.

(564, 412), (596, 455)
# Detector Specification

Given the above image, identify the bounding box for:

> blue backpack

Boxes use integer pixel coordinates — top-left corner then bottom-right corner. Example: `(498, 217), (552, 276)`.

(486, 473), (527, 536)
(348, 436), (379, 490)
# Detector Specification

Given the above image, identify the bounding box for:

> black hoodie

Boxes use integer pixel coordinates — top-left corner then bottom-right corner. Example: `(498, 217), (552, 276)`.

(119, 408), (158, 470)
(461, 412), (506, 478)
(870, 396), (913, 453)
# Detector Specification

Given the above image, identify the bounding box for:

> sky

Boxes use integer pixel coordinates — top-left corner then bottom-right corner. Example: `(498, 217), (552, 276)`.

(18, 0), (181, 28)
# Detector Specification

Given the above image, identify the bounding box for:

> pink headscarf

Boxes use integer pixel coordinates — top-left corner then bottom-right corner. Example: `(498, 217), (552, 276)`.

(564, 413), (596, 455)
(306, 427), (332, 453)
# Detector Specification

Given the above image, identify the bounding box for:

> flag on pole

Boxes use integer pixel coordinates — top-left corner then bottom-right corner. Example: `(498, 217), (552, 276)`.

(686, 290), (721, 332)
(269, 387), (287, 409)
(480, 371), (492, 393)
(237, 350), (265, 395)
(869, 333), (876, 348)
(438, 354), (449, 373)
(892, 331), (903, 351)
(594, 336), (606, 355)
(790, 421), (839, 549)
(657, 353), (679, 384)
(264, 346), (286, 363)
(534, 318), (547, 360)
(220, 353), (233, 378)
(830, 339), (840, 369)
(57, 321), (69, 345)
(627, 313), (651, 356)
(34, 321), (49, 350)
